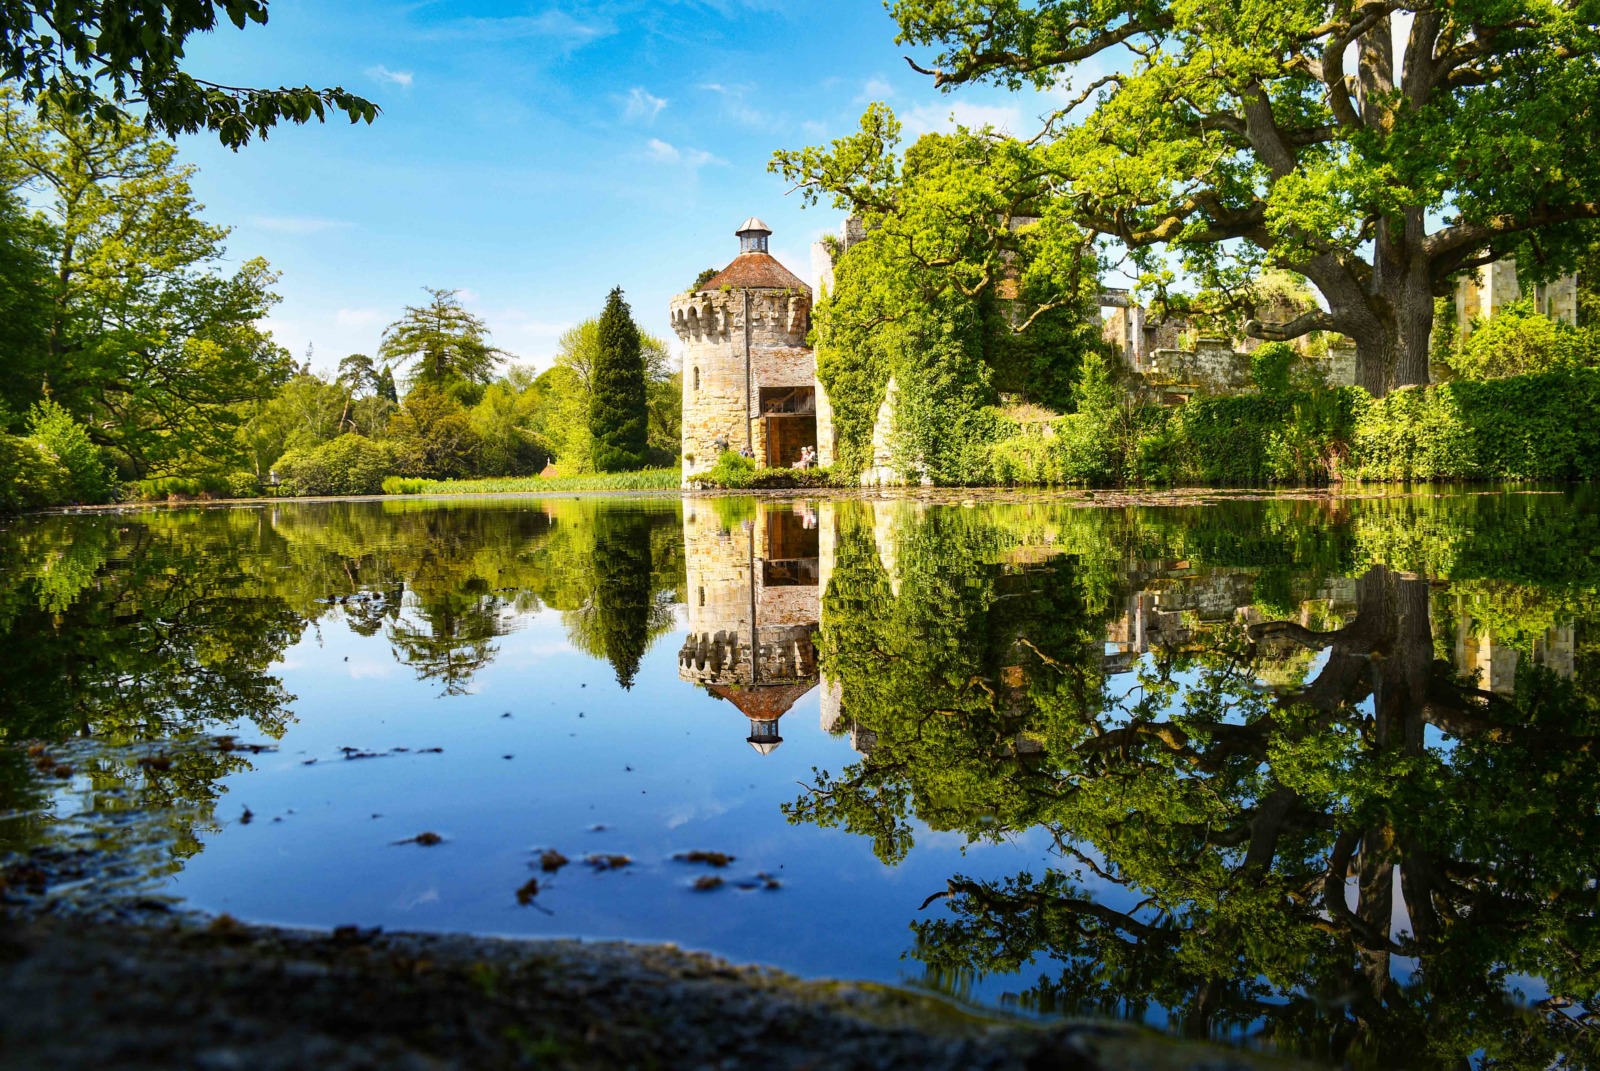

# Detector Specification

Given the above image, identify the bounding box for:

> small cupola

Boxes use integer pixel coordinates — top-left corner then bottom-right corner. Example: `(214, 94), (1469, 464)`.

(747, 718), (783, 755)
(736, 217), (772, 254)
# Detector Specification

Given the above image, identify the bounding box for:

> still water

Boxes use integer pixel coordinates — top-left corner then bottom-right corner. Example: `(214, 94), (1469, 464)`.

(2, 492), (1598, 1066)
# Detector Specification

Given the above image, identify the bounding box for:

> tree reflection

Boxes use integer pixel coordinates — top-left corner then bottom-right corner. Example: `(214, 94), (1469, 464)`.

(0, 499), (688, 862)
(800, 502), (1600, 1069)
(564, 508), (673, 689)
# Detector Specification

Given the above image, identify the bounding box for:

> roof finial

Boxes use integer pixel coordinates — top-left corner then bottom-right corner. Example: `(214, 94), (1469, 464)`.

(736, 217), (771, 254)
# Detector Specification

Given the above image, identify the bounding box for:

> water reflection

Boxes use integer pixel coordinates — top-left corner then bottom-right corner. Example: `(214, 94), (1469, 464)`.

(1, 492), (1597, 1067)
(678, 501), (822, 753)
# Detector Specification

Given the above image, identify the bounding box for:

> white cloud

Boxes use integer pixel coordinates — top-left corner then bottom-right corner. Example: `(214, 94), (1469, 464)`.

(367, 64), (414, 87)
(859, 76), (894, 101)
(696, 82), (771, 129)
(248, 216), (354, 235)
(335, 308), (386, 329)
(644, 138), (724, 168)
(622, 87), (667, 123)
(424, 10), (613, 47)
(901, 101), (1025, 137)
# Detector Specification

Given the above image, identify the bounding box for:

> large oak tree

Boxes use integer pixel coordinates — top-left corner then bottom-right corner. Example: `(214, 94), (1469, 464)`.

(783, 0), (1600, 394)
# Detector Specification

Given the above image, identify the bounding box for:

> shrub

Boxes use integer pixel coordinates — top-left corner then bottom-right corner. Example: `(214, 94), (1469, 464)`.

(0, 432), (70, 512)
(276, 434), (395, 496)
(1352, 368), (1600, 481)
(988, 427), (1061, 486)
(1448, 300), (1597, 380)
(386, 386), (484, 479)
(128, 474), (230, 500)
(704, 450), (756, 489)
(26, 399), (113, 503)
(1147, 388), (1364, 486)
(381, 469), (679, 495)
(745, 465), (837, 489)
(1250, 342), (1297, 394)
(225, 471), (261, 498)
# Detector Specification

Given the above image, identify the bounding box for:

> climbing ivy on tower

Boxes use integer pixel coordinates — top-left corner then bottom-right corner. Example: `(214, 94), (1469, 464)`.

(589, 287), (649, 473)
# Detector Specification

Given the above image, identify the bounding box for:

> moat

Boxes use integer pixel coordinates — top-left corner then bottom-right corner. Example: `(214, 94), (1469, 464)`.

(2, 491), (1597, 1067)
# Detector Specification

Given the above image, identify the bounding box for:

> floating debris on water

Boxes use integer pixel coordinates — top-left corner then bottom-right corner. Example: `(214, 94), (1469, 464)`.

(674, 851), (735, 868)
(584, 854), (632, 872)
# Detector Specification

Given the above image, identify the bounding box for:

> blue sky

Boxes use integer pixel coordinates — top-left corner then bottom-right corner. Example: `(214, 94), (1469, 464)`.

(170, 0), (1068, 375)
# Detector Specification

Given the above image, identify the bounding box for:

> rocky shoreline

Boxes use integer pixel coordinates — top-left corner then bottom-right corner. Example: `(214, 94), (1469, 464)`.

(0, 895), (1311, 1071)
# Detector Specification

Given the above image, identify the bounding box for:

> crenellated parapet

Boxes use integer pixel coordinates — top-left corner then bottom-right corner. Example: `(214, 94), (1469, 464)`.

(669, 289), (811, 348)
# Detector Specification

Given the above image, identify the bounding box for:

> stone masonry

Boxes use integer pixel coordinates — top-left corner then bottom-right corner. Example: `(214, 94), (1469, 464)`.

(672, 218), (836, 486)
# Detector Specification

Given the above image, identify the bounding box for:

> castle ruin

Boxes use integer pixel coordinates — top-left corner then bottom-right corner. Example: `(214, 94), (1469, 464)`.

(671, 219), (834, 487)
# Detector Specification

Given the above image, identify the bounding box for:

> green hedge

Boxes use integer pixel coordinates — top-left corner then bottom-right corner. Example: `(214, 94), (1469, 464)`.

(1351, 368), (1600, 481)
(984, 369), (1600, 488)
(1149, 388), (1365, 485)
(382, 468), (680, 495)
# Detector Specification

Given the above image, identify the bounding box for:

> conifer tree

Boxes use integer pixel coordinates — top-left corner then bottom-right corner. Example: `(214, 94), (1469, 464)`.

(588, 287), (648, 472)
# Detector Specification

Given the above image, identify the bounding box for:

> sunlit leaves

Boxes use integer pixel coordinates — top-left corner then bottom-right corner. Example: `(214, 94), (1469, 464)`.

(0, 1), (378, 148)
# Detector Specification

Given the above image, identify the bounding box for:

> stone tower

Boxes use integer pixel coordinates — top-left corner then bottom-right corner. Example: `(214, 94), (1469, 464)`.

(671, 218), (833, 487)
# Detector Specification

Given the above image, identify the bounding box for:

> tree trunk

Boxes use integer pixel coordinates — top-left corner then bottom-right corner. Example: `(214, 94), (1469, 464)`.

(1357, 210), (1436, 397)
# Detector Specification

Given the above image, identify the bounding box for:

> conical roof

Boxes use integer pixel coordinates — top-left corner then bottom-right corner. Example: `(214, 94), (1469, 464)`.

(697, 253), (810, 293)
(747, 738), (783, 755)
(736, 217), (772, 235)
(705, 680), (818, 720)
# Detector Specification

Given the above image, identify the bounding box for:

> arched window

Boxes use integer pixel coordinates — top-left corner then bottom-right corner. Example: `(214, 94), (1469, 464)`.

(693, 366), (700, 392)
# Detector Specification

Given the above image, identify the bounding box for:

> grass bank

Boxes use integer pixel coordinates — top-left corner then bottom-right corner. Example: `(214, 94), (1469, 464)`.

(382, 468), (679, 495)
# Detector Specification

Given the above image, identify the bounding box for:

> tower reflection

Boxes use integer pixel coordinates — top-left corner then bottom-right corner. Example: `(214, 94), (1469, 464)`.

(678, 500), (824, 752)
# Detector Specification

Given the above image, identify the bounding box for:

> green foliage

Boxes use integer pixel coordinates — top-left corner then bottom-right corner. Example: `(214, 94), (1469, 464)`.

(379, 288), (505, 396)
(0, 184), (50, 417)
(1145, 388), (1365, 486)
(805, 1), (1600, 392)
(589, 287), (649, 473)
(1448, 299), (1599, 380)
(544, 317), (674, 475)
(1353, 368), (1600, 481)
(699, 451), (837, 489)
(381, 469), (679, 495)
(0, 430), (69, 512)
(25, 398), (112, 502)
(704, 450), (756, 489)
(469, 381), (551, 477)
(274, 434), (394, 497)
(224, 470), (260, 498)
(0, 1), (377, 148)
(1250, 342), (1297, 395)
(386, 386), (483, 479)
(1, 91), (292, 477)
(782, 110), (1102, 483)
(127, 473), (232, 500)
(238, 373), (349, 478)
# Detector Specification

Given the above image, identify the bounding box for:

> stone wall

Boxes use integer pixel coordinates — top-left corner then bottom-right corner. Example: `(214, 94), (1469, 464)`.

(1144, 338), (1253, 393)
(1456, 258), (1580, 339)
(860, 376), (903, 486)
